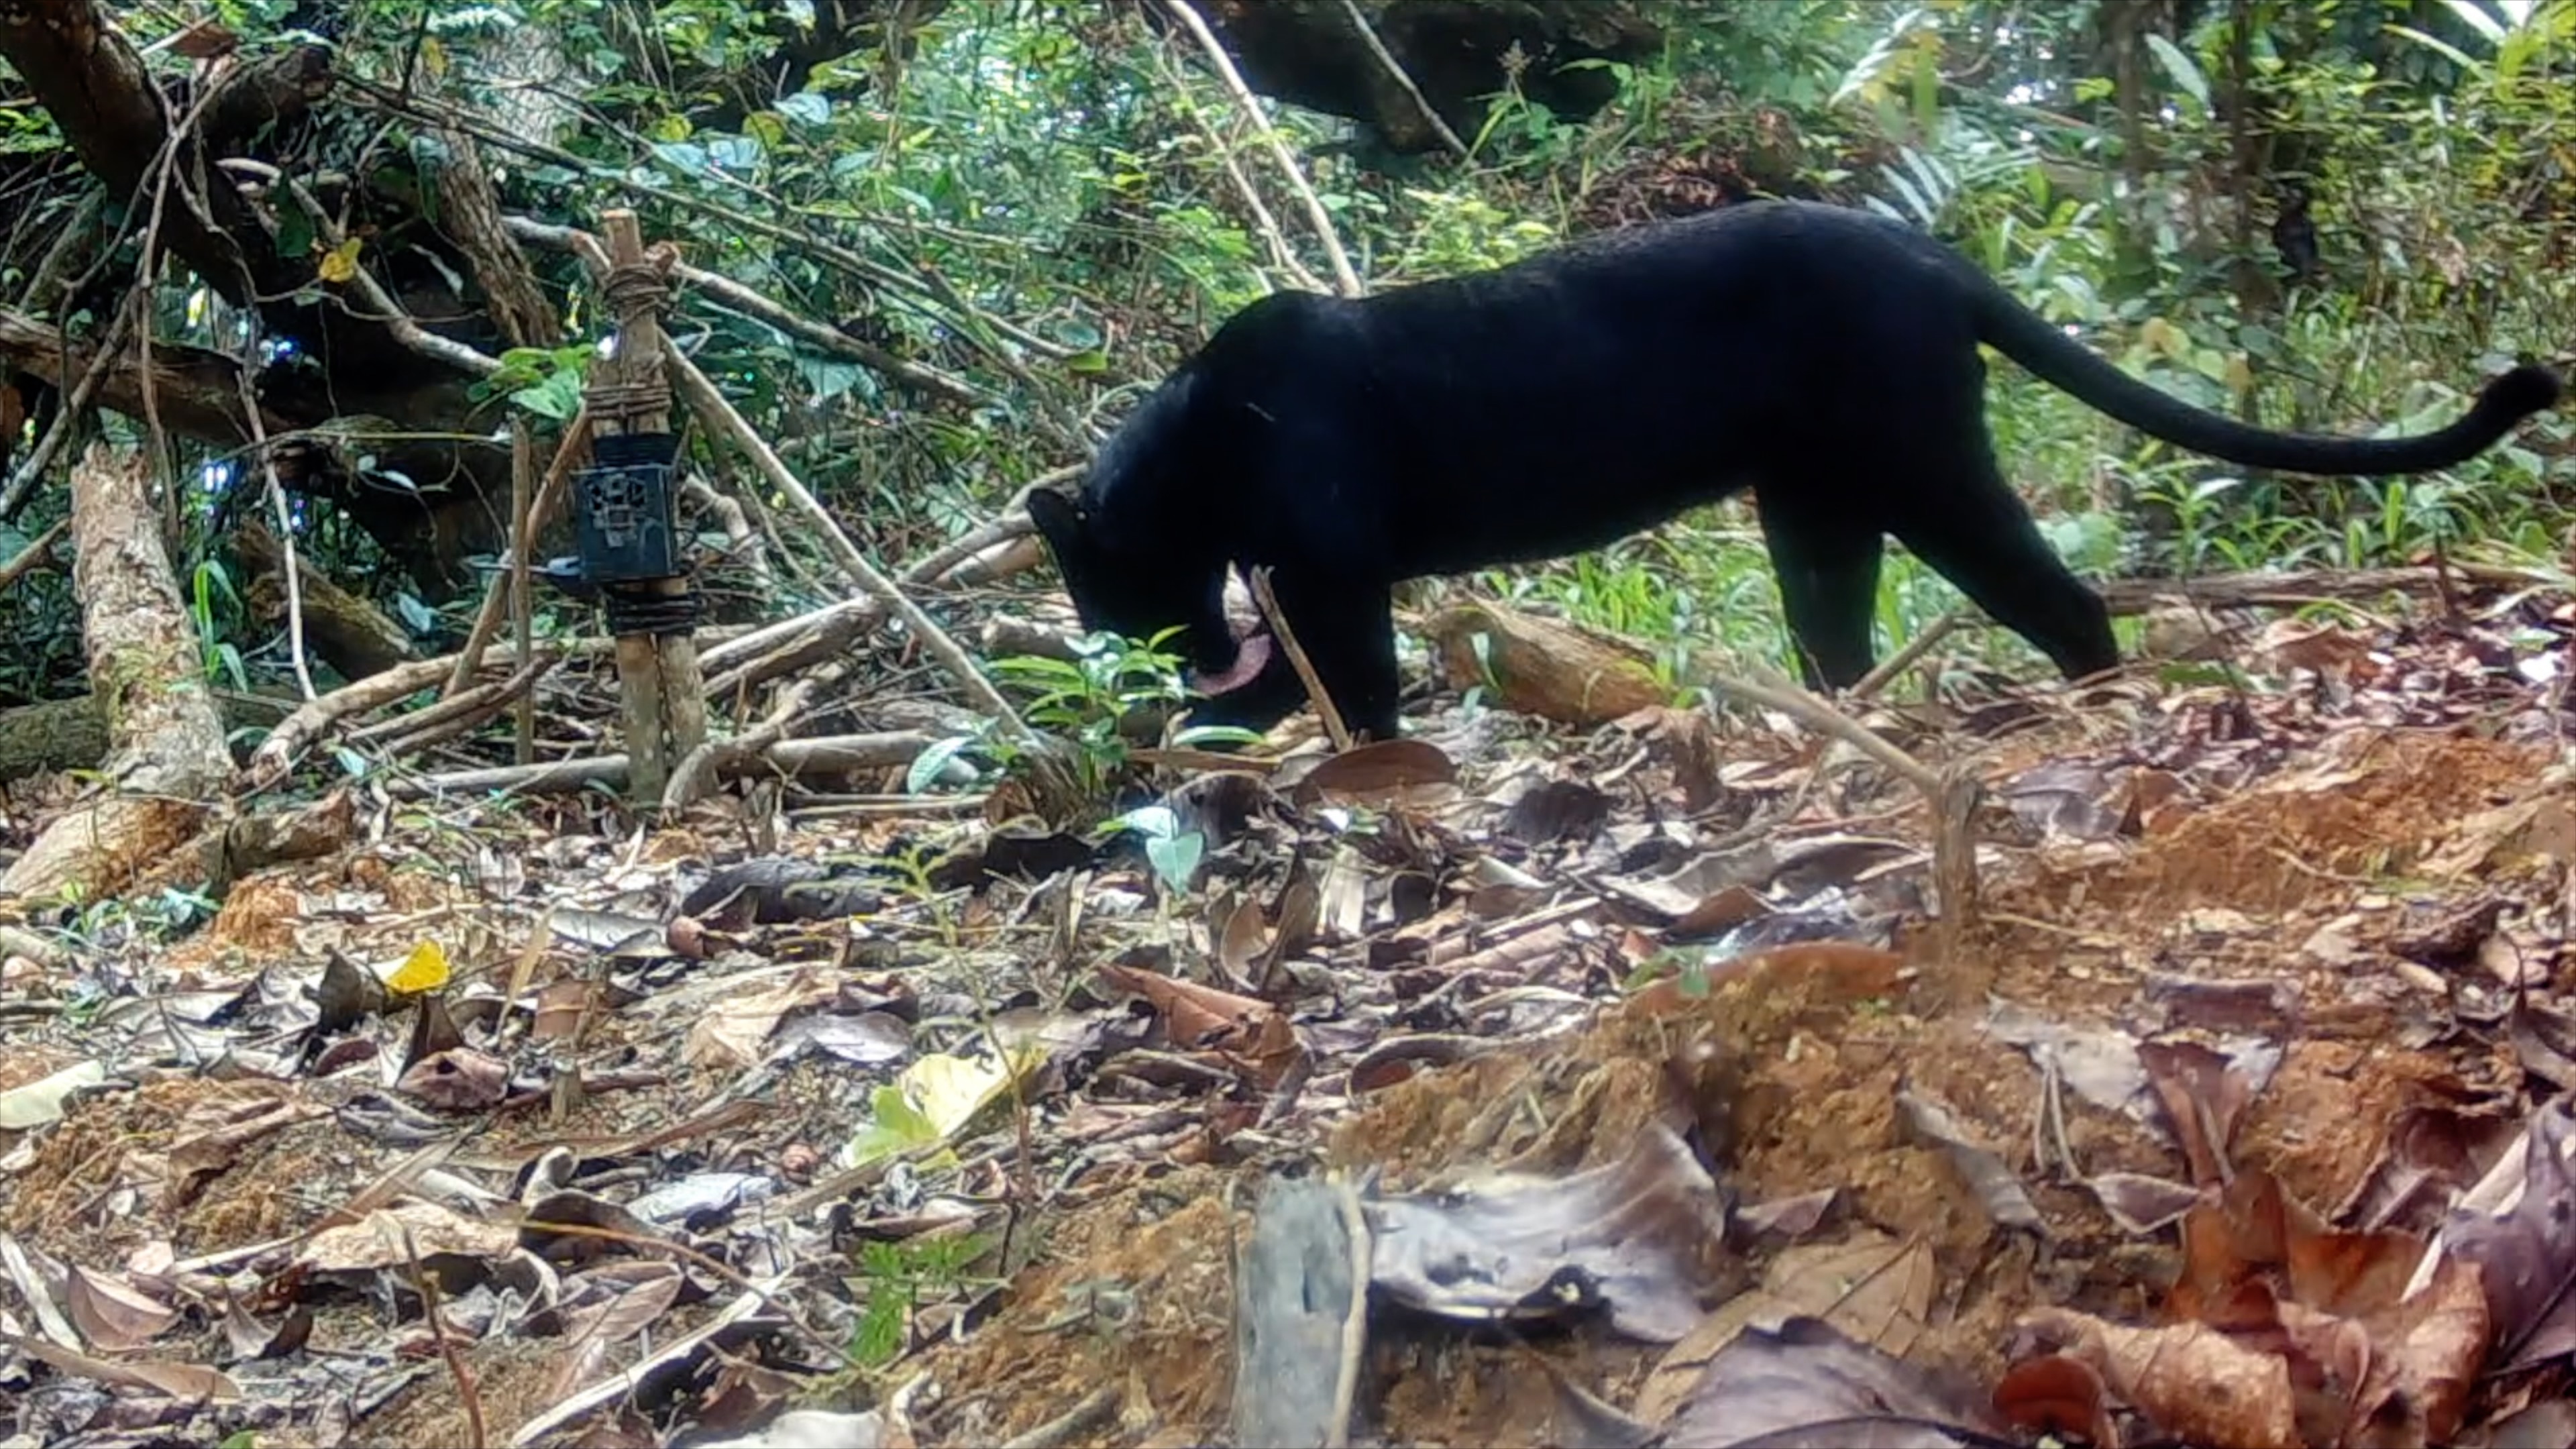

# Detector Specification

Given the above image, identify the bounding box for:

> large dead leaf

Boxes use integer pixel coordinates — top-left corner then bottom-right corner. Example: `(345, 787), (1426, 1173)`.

(1635, 1234), (1935, 1427)
(2021, 1307), (2299, 1449)
(1366, 1123), (1730, 1344)
(1291, 737), (1460, 810)
(1659, 1317), (2000, 1448)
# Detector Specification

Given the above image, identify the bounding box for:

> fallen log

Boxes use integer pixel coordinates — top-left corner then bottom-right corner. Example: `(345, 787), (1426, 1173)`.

(2, 445), (234, 904)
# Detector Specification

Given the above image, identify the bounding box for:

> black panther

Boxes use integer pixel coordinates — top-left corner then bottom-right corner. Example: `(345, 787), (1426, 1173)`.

(1031, 200), (2561, 743)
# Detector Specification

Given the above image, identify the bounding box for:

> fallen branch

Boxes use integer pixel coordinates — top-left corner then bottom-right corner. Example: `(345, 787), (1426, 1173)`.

(1851, 611), (1963, 700)
(661, 662), (848, 811)
(248, 647), (557, 790)
(356, 655), (559, 759)
(1249, 566), (1352, 750)
(2096, 563), (2557, 614)
(900, 468), (1075, 588)
(667, 347), (1033, 743)
(2, 445), (232, 904)
(1699, 665), (1941, 796)
(1164, 0), (1364, 299)
(390, 729), (934, 800)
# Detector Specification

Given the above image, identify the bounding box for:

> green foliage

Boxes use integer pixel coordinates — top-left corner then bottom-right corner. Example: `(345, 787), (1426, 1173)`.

(848, 1233), (992, 1370)
(913, 629), (1250, 806)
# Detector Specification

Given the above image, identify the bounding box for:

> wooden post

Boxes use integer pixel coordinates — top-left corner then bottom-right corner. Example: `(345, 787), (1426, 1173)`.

(585, 210), (708, 806)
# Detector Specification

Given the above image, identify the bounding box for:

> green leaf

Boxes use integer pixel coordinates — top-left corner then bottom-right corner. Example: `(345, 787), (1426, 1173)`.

(274, 206), (314, 261)
(2383, 23), (2481, 69)
(2145, 34), (2211, 109)
(511, 370), (584, 422)
(1144, 830), (1203, 894)
(906, 735), (976, 794)
(2436, 0), (2509, 44)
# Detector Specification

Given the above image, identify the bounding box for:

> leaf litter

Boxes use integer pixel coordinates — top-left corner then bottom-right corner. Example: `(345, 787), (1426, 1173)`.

(10, 594), (2576, 1446)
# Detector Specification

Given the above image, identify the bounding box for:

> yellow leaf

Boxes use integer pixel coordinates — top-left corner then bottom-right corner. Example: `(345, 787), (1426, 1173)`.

(421, 35), (447, 81)
(2223, 352), (2255, 400)
(317, 237), (362, 284)
(382, 939), (449, 995)
(901, 1044), (1046, 1138)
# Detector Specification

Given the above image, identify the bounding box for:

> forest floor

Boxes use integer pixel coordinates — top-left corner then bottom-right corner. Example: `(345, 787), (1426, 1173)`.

(7, 588), (2576, 1448)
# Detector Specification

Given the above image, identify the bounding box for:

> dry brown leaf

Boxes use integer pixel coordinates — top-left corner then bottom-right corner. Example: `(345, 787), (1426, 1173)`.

(1992, 1354), (2120, 1448)
(6, 1333), (241, 1401)
(2021, 1307), (2299, 1449)
(1635, 1234), (1935, 1427)
(1293, 737), (1460, 810)
(65, 1266), (179, 1350)
(301, 1203), (516, 1274)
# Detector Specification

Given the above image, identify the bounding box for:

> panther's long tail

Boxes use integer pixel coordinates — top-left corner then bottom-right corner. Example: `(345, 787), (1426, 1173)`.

(1966, 270), (2560, 475)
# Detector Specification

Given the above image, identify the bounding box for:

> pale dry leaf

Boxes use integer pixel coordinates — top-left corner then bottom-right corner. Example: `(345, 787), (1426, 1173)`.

(64, 1267), (178, 1351)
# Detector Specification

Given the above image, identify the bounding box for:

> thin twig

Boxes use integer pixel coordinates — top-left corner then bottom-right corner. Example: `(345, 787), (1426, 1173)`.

(1699, 663), (1943, 796)
(1337, 0), (1469, 157)
(0, 519), (66, 590)
(1850, 610), (1963, 701)
(660, 661), (847, 811)
(233, 311), (318, 700)
(1247, 565), (1351, 750)
(138, 78), (232, 528)
(665, 347), (1033, 742)
(509, 420), (535, 765)
(1163, 0), (1365, 299)
(445, 410), (589, 698)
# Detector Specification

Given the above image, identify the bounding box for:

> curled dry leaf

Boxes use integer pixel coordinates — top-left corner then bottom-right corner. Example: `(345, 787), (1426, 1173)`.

(1367, 1123), (1731, 1344)
(396, 1046), (510, 1110)
(2021, 1307), (2299, 1449)
(65, 1265), (179, 1351)
(2139, 1038), (2255, 1187)
(6, 1334), (241, 1403)
(1992, 1354), (2119, 1449)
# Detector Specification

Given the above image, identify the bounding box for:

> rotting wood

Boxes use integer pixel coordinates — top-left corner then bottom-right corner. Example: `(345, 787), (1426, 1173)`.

(1, 444), (233, 904)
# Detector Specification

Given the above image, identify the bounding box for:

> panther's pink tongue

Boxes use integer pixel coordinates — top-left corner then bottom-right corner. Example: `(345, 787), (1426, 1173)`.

(1189, 631), (1273, 695)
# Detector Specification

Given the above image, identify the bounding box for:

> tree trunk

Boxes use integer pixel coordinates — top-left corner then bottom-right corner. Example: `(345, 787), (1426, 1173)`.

(1, 444), (234, 903)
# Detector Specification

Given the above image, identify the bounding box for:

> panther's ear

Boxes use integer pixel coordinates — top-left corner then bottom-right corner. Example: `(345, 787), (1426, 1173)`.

(1026, 488), (1088, 561)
